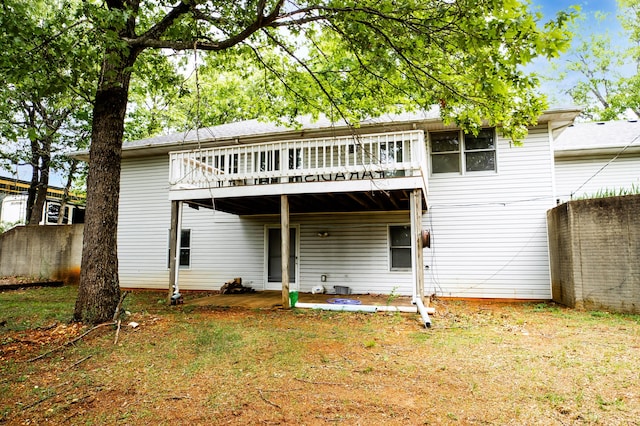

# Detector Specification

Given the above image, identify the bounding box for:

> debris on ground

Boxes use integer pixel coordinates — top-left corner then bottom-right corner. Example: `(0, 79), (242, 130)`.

(219, 277), (255, 294)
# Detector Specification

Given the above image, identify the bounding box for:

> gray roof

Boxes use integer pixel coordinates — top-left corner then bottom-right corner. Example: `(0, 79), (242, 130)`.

(123, 110), (442, 151)
(554, 120), (640, 153)
(68, 106), (581, 161)
(121, 106), (582, 153)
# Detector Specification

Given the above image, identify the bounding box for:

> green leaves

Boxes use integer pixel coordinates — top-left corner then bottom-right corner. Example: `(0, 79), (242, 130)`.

(0, 0), (96, 192)
(547, 1), (640, 120)
(110, 0), (577, 142)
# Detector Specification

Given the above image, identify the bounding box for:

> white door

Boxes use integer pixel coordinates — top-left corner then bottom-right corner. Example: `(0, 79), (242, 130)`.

(265, 226), (299, 290)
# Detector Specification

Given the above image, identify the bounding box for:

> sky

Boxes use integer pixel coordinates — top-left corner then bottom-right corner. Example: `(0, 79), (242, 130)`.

(530, 0), (629, 104)
(534, 0), (626, 48)
(1, 0), (630, 188)
(535, 0), (620, 18)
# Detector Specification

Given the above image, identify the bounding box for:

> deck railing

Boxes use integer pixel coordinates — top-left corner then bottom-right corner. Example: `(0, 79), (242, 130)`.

(169, 130), (426, 189)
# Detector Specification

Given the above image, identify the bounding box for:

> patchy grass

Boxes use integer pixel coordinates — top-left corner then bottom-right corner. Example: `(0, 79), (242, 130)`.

(1, 287), (639, 425)
(0, 284), (77, 330)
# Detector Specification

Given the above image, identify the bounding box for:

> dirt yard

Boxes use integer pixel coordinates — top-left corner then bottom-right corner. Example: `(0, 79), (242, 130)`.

(1, 287), (639, 425)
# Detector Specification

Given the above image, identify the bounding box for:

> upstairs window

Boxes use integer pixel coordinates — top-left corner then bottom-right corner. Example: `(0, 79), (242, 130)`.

(430, 131), (461, 173)
(430, 128), (496, 174)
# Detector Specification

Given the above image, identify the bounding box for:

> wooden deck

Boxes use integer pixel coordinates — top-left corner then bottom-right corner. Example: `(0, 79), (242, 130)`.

(186, 290), (414, 309)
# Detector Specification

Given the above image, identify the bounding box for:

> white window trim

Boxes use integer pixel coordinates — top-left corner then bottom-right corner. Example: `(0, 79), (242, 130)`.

(388, 224), (412, 271)
(167, 228), (192, 270)
(429, 128), (498, 176)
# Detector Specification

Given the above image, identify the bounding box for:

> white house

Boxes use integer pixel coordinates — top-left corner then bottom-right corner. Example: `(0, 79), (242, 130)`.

(112, 107), (583, 306)
(553, 120), (640, 202)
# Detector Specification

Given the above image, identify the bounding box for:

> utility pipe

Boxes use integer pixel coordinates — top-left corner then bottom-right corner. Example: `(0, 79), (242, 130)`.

(294, 302), (377, 313)
(294, 303), (435, 315)
(376, 305), (435, 314)
(414, 297), (432, 328)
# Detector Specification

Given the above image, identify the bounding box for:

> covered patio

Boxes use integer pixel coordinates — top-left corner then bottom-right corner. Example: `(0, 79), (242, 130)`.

(167, 128), (433, 326)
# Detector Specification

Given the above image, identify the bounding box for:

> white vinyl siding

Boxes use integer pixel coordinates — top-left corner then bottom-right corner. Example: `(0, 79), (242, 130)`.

(119, 155), (415, 294)
(119, 156), (266, 290)
(118, 123), (558, 299)
(118, 156), (175, 289)
(554, 154), (640, 202)
(425, 125), (555, 299)
(296, 212), (413, 294)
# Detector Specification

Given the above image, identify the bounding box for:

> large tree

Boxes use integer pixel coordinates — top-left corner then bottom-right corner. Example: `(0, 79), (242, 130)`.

(74, 0), (575, 323)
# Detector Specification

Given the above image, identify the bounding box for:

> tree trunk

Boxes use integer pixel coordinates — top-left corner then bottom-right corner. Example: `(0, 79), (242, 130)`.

(57, 159), (77, 224)
(74, 47), (136, 324)
(26, 142), (39, 225)
(29, 147), (50, 225)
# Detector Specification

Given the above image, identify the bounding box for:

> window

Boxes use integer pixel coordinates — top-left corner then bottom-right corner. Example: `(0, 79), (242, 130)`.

(389, 225), (411, 270)
(168, 229), (191, 268)
(430, 131), (461, 173)
(430, 128), (496, 174)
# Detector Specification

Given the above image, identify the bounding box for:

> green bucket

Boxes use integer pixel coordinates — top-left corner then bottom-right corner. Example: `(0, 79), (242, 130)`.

(289, 291), (299, 307)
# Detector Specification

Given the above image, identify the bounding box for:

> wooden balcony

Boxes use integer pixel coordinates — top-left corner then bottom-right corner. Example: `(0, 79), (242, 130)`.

(168, 130), (428, 215)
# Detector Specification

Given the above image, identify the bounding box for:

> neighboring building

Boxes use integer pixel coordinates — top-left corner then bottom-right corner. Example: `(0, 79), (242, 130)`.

(107, 107), (582, 301)
(554, 120), (640, 202)
(0, 194), (85, 226)
(0, 177), (85, 227)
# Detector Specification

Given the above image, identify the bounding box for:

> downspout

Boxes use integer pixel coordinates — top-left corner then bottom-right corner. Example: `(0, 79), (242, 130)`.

(172, 201), (184, 301)
(414, 297), (432, 328)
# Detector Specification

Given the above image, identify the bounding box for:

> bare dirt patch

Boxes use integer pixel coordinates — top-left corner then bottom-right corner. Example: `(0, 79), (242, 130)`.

(1, 291), (640, 425)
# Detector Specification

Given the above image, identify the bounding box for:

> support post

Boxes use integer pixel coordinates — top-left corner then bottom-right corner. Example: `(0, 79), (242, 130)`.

(168, 201), (179, 303)
(411, 189), (431, 327)
(281, 195), (290, 308)
(168, 201), (183, 304)
(412, 189), (425, 302)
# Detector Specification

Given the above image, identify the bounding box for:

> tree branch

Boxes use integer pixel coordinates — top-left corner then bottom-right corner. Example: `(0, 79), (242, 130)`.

(135, 1), (191, 45)
(261, 29), (353, 127)
(130, 0), (286, 52)
(26, 322), (114, 362)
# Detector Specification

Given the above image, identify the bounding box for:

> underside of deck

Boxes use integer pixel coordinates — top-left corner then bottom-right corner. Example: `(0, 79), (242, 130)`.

(182, 187), (425, 215)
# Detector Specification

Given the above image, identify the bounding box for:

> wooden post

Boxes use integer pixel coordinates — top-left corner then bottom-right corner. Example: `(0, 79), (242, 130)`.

(281, 195), (290, 308)
(411, 189), (424, 303)
(168, 201), (179, 304)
